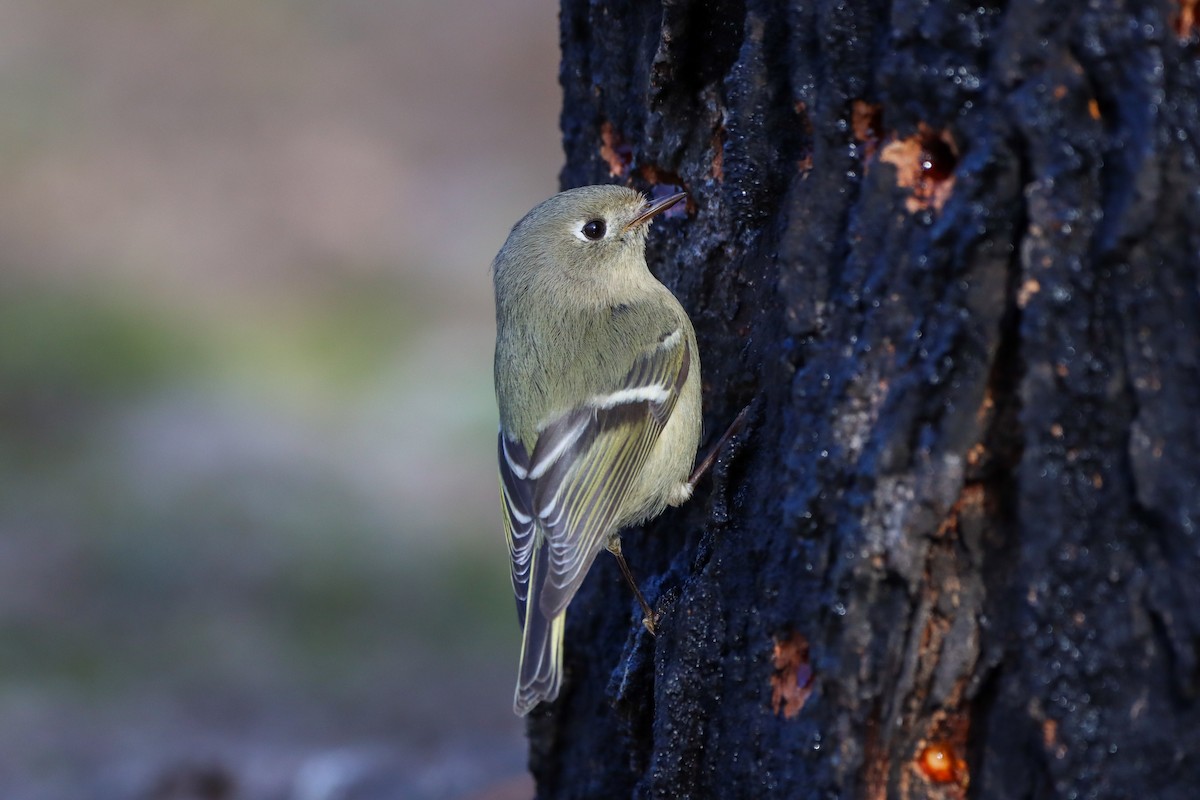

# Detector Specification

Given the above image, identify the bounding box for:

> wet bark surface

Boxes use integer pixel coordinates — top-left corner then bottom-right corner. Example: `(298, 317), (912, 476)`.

(535, 1), (1200, 798)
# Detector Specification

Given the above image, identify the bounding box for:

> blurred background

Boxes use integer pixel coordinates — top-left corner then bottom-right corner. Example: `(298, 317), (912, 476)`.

(0, 1), (560, 797)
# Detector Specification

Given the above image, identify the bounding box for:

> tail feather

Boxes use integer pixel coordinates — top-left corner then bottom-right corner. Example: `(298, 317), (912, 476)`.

(514, 539), (565, 716)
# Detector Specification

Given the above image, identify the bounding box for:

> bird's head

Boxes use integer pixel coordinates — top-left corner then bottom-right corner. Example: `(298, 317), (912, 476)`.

(492, 184), (687, 304)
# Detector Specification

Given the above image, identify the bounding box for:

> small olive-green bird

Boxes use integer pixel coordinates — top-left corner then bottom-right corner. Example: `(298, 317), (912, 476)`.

(492, 184), (702, 716)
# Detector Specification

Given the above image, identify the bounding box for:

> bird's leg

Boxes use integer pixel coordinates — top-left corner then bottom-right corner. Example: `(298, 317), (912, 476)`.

(606, 535), (658, 635)
(607, 405), (752, 638)
(687, 403), (753, 489)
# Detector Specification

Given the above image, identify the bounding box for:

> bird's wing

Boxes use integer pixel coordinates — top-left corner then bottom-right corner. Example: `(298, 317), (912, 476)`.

(498, 433), (564, 714)
(497, 326), (691, 623)
(498, 432), (537, 624)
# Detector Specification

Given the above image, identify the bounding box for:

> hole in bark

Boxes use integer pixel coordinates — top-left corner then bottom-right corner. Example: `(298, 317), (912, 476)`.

(771, 631), (815, 718)
(711, 126), (725, 182)
(599, 121), (633, 177)
(918, 130), (957, 183)
(638, 165), (691, 217)
(917, 741), (966, 784)
(879, 125), (959, 213)
(1175, 0), (1199, 39)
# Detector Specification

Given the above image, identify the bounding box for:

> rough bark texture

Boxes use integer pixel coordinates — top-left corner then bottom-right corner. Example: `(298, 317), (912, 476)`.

(534, 1), (1200, 798)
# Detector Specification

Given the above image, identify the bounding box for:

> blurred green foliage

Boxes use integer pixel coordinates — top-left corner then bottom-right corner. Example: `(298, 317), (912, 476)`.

(0, 280), (513, 733)
(0, 290), (199, 396)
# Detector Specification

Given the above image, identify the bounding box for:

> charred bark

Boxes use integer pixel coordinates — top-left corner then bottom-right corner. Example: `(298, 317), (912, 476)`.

(533, 1), (1200, 798)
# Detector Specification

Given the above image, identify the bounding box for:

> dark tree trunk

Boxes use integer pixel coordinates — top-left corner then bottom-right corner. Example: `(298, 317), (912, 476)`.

(532, 1), (1200, 797)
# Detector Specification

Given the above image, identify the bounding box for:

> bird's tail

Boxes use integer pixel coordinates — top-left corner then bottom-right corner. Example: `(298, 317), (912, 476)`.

(514, 538), (564, 716)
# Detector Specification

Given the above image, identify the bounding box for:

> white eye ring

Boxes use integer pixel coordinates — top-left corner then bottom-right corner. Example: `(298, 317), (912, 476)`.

(574, 218), (607, 241)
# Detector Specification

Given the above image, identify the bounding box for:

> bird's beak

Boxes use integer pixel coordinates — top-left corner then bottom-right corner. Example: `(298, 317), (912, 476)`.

(624, 191), (688, 232)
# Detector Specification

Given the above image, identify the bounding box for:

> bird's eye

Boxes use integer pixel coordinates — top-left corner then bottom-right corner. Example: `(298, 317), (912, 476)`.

(581, 219), (606, 240)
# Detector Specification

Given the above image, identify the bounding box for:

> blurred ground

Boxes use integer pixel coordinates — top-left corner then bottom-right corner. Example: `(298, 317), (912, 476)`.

(0, 1), (561, 798)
